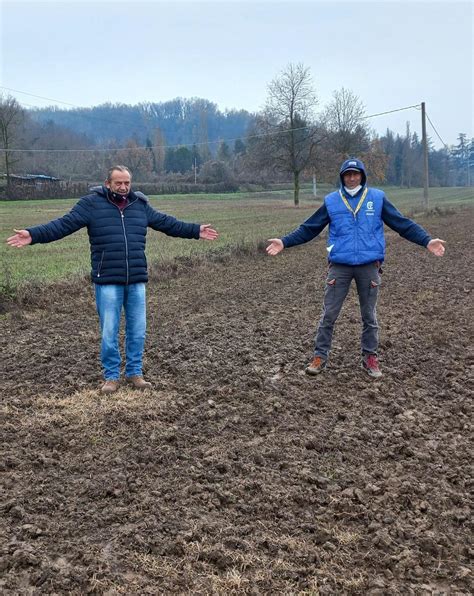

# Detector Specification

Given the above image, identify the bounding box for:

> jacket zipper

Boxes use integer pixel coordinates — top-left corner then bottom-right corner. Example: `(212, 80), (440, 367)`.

(107, 196), (138, 285)
(355, 212), (360, 257)
(97, 250), (105, 278)
(120, 198), (137, 285)
(120, 211), (129, 284)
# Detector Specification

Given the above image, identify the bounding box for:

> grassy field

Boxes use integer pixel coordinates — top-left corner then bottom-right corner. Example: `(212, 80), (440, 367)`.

(1, 185), (473, 293)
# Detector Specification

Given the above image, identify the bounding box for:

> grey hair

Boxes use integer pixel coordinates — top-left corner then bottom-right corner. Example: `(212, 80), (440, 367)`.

(107, 165), (132, 181)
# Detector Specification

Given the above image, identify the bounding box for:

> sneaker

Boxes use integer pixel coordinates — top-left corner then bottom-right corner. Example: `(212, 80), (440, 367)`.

(362, 354), (382, 378)
(305, 356), (327, 376)
(101, 380), (120, 394)
(126, 376), (152, 390)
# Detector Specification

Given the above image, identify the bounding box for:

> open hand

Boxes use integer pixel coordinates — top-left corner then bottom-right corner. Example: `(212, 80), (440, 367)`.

(199, 224), (218, 241)
(266, 238), (284, 256)
(427, 238), (446, 257)
(6, 229), (32, 248)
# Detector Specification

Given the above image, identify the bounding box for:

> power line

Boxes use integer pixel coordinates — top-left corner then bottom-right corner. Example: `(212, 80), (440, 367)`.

(0, 85), (150, 130)
(363, 104), (420, 120)
(1, 86), (89, 109)
(425, 111), (448, 148)
(1, 84), (419, 122)
(0, 99), (421, 154)
(1, 85), (253, 146)
(1, 130), (316, 153)
(0, 128), (298, 153)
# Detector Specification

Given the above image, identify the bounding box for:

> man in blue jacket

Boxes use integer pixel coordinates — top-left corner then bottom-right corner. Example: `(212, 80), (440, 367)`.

(266, 158), (445, 378)
(7, 165), (218, 393)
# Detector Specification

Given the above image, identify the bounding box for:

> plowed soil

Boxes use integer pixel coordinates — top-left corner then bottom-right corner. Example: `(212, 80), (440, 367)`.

(1, 208), (473, 595)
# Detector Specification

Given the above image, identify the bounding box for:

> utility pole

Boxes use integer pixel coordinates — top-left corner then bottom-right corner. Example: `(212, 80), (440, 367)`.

(312, 171), (317, 197)
(467, 141), (471, 187)
(421, 101), (429, 209)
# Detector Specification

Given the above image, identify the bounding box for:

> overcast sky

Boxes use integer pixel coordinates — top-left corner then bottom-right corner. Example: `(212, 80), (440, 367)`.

(1, 0), (472, 148)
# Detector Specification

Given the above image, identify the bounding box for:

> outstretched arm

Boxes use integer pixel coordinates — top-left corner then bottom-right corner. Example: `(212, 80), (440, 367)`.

(147, 203), (218, 241)
(281, 204), (329, 248)
(9, 198), (91, 246)
(382, 197), (446, 256)
(6, 229), (32, 248)
(146, 204), (200, 238)
(266, 204), (330, 256)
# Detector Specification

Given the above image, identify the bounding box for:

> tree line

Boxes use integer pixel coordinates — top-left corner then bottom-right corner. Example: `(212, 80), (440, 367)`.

(1, 65), (472, 203)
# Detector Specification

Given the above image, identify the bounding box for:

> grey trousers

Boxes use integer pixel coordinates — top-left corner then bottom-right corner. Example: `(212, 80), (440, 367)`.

(314, 262), (381, 359)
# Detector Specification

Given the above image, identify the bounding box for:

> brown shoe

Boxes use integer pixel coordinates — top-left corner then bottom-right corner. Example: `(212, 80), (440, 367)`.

(305, 356), (327, 376)
(101, 380), (120, 394)
(126, 376), (152, 390)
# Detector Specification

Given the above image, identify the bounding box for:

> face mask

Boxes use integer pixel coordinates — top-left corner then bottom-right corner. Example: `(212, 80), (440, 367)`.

(344, 184), (362, 197)
(109, 189), (128, 200)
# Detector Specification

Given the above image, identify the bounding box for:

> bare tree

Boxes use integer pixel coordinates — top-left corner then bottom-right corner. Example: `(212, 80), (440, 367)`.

(401, 121), (413, 188)
(323, 87), (369, 156)
(113, 140), (153, 181)
(0, 94), (25, 188)
(152, 127), (166, 174)
(250, 63), (320, 206)
(198, 107), (211, 162)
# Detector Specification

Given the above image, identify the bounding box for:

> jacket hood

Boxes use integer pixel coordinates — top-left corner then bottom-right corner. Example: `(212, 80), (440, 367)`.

(88, 186), (148, 202)
(89, 185), (108, 197)
(339, 158), (367, 187)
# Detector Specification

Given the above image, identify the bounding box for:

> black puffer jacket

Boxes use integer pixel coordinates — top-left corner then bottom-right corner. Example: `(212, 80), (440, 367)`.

(27, 186), (200, 285)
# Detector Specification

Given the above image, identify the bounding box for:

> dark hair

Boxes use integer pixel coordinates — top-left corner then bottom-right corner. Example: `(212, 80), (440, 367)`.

(107, 165), (132, 181)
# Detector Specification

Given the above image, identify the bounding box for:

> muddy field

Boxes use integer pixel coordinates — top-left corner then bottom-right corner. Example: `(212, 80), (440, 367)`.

(1, 209), (472, 594)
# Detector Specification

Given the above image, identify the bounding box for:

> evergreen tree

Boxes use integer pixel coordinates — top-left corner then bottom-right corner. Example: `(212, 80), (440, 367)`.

(451, 133), (471, 186)
(164, 148), (176, 173)
(234, 139), (246, 155)
(174, 146), (193, 173)
(164, 146), (193, 173)
(217, 141), (231, 162)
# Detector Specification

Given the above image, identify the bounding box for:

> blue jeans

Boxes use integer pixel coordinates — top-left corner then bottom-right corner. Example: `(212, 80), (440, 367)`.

(94, 283), (146, 380)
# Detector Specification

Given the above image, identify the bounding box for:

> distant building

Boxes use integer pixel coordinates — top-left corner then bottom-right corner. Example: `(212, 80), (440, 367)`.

(0, 173), (61, 187)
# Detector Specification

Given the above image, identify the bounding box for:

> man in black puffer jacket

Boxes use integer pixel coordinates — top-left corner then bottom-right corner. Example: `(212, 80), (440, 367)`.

(7, 165), (218, 394)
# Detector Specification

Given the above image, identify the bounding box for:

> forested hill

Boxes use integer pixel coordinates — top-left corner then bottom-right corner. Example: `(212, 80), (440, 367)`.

(29, 98), (255, 148)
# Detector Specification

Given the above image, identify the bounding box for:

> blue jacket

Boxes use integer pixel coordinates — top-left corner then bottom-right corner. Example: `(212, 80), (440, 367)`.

(27, 186), (201, 285)
(324, 187), (385, 265)
(282, 167), (431, 265)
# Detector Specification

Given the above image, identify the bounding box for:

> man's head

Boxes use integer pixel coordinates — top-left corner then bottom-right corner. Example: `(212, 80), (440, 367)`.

(105, 165), (132, 196)
(339, 158), (367, 188)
